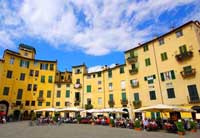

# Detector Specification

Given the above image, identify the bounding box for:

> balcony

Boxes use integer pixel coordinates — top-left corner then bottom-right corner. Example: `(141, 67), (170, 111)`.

(74, 100), (80, 106)
(85, 104), (93, 110)
(133, 100), (142, 109)
(55, 79), (72, 83)
(127, 56), (138, 63)
(37, 97), (45, 102)
(180, 69), (196, 78)
(175, 51), (193, 61)
(121, 99), (128, 106)
(108, 100), (115, 107)
(187, 96), (200, 104)
(74, 83), (82, 89)
(129, 68), (138, 75)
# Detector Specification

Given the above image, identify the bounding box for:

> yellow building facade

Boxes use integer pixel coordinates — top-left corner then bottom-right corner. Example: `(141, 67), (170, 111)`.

(0, 20), (200, 120)
(0, 44), (57, 119)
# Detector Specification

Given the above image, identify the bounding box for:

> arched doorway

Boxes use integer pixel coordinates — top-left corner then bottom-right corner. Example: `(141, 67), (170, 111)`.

(23, 110), (29, 120)
(191, 106), (200, 119)
(122, 108), (129, 119)
(0, 100), (9, 117)
(13, 110), (21, 121)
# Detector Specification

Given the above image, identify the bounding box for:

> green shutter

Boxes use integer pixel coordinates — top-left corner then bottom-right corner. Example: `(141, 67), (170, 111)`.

(122, 93), (126, 100)
(171, 70), (176, 79)
(151, 112), (155, 119)
(134, 93), (139, 101)
(87, 85), (91, 93)
(109, 94), (113, 101)
(144, 76), (147, 81)
(27, 61), (30, 68)
(153, 74), (156, 79)
(156, 112), (161, 118)
(160, 73), (165, 81)
(20, 60), (23, 67)
(161, 53), (164, 61)
(66, 90), (70, 98)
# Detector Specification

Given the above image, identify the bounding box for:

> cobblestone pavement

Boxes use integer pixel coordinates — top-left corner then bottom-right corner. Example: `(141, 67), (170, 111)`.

(0, 121), (199, 138)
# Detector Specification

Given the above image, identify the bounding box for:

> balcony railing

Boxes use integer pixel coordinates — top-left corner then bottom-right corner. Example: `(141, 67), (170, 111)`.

(129, 68), (138, 75)
(74, 100), (80, 106)
(133, 100), (142, 109)
(55, 79), (72, 83)
(180, 69), (196, 78)
(37, 97), (45, 102)
(127, 56), (138, 63)
(121, 99), (128, 106)
(74, 83), (82, 89)
(108, 100), (115, 107)
(175, 51), (193, 61)
(187, 96), (200, 104)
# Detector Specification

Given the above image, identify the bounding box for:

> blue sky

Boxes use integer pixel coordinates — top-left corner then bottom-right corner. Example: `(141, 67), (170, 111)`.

(0, 0), (199, 71)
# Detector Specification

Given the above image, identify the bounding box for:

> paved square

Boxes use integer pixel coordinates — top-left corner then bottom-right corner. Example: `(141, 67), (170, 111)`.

(0, 121), (199, 138)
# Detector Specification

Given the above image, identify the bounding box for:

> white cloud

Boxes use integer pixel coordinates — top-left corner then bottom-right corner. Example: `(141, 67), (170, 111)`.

(0, 0), (199, 55)
(0, 31), (15, 48)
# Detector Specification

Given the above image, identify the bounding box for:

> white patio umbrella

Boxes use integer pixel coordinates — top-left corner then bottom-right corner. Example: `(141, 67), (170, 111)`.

(56, 107), (84, 112)
(34, 108), (59, 112)
(101, 108), (128, 114)
(133, 104), (196, 113)
(82, 109), (103, 113)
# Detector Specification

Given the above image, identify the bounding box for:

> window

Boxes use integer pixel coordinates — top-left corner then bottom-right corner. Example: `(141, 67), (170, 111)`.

(29, 70), (34, 76)
(120, 66), (124, 74)
(17, 89), (23, 100)
(145, 58), (151, 66)
(41, 76), (45, 83)
(98, 80), (102, 85)
(27, 84), (32, 91)
(66, 90), (70, 98)
(3, 87), (9, 96)
(120, 80), (126, 90)
(109, 94), (113, 101)
(33, 84), (37, 91)
(46, 102), (50, 106)
(158, 38), (164, 45)
(25, 101), (30, 106)
(160, 70), (176, 81)
(130, 79), (139, 87)
(57, 83), (61, 88)
(35, 70), (39, 77)
(167, 88), (175, 98)
(87, 74), (91, 79)
(20, 73), (25, 80)
(75, 68), (81, 74)
(76, 79), (80, 84)
(130, 50), (135, 57)
(183, 66), (192, 74)
(39, 90), (43, 97)
(50, 64), (54, 70)
(131, 64), (137, 70)
(31, 101), (35, 106)
(87, 98), (91, 105)
(34, 61), (38, 66)
(75, 92), (80, 101)
(109, 83), (113, 90)
(7, 70), (12, 78)
(98, 97), (102, 105)
(47, 90), (51, 98)
(93, 74), (96, 78)
(97, 72), (101, 77)
(10, 57), (14, 64)
(66, 84), (70, 88)
(121, 93), (126, 100)
(48, 76), (53, 83)
(65, 102), (70, 107)
(98, 88), (102, 92)
(20, 60), (29, 68)
(176, 30), (183, 38)
(57, 91), (61, 98)
(179, 45), (187, 54)
(108, 70), (112, 78)
(87, 85), (91, 93)
(24, 52), (28, 57)
(56, 102), (60, 106)
(161, 52), (168, 61)
(143, 44), (149, 52)
(38, 102), (42, 106)
(40, 63), (48, 70)
(16, 101), (21, 106)
(144, 75), (156, 84)
(187, 85), (199, 101)
(149, 91), (156, 100)
(134, 93), (139, 101)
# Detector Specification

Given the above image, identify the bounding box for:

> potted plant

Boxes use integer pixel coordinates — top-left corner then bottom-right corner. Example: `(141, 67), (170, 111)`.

(190, 119), (197, 132)
(175, 119), (185, 135)
(134, 118), (142, 131)
(109, 117), (115, 127)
